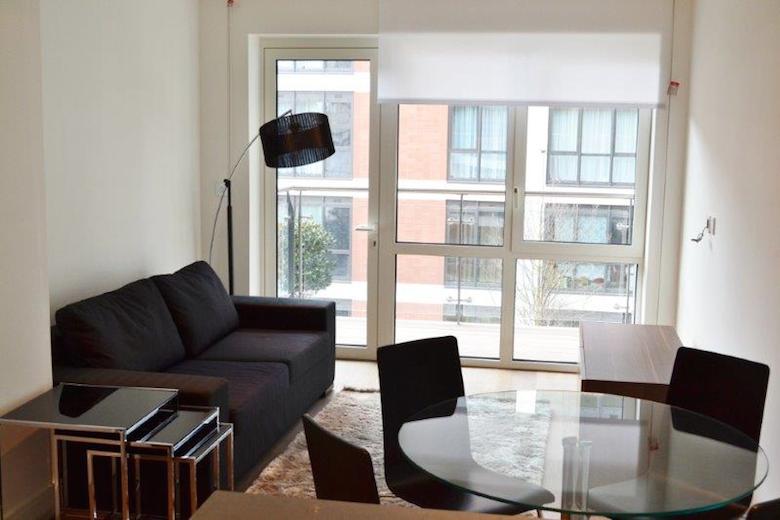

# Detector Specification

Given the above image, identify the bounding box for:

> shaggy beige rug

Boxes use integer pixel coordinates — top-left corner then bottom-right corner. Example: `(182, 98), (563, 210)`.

(246, 390), (550, 510)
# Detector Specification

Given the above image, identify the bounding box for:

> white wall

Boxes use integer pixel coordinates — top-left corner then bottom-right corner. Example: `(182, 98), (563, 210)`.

(41, 0), (202, 313)
(676, 0), (780, 501)
(0, 1), (55, 517)
(199, 0), (378, 295)
(0, 0), (52, 423)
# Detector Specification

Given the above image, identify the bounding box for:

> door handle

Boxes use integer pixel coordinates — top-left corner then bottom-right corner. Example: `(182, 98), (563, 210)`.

(354, 224), (376, 232)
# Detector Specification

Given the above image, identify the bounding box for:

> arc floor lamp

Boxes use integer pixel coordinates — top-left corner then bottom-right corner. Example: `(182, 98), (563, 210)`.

(208, 111), (335, 294)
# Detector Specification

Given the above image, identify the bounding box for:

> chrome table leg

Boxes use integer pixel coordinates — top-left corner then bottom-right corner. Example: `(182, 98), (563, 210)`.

(188, 460), (198, 517)
(50, 431), (61, 520)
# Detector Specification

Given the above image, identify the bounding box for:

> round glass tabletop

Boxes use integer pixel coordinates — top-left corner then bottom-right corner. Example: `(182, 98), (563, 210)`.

(398, 390), (768, 518)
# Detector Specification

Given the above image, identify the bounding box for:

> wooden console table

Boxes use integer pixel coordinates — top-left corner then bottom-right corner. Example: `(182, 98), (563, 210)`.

(580, 323), (682, 403)
(193, 492), (504, 519)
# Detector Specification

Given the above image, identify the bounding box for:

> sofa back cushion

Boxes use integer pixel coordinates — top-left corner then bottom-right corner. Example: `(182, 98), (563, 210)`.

(152, 261), (239, 357)
(55, 279), (186, 371)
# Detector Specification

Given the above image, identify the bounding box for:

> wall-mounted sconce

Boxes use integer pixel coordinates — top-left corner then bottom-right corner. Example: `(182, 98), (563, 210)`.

(691, 216), (716, 243)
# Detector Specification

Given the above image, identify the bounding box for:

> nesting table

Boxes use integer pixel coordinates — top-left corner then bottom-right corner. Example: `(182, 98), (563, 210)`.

(0, 383), (233, 520)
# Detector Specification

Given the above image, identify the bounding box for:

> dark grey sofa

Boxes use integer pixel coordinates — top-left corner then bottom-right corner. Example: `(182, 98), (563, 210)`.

(51, 261), (336, 482)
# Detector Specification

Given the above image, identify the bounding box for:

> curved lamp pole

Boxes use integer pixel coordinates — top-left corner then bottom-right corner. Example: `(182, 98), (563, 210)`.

(207, 111), (334, 294)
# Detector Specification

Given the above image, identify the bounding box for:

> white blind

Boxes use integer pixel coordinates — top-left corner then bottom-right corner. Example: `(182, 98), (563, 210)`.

(378, 0), (674, 107)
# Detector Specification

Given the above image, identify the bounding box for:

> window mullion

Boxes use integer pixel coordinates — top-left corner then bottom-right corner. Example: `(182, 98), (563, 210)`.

(576, 108), (584, 184)
(476, 106), (483, 182)
(609, 109), (617, 184)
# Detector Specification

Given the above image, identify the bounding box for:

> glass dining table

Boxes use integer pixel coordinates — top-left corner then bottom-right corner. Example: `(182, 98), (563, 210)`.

(398, 390), (768, 519)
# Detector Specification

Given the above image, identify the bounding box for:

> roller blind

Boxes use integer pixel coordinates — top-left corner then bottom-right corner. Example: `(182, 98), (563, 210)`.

(378, 0), (674, 107)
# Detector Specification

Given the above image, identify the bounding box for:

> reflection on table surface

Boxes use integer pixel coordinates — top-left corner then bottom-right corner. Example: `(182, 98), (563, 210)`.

(399, 390), (767, 518)
(0, 383), (178, 432)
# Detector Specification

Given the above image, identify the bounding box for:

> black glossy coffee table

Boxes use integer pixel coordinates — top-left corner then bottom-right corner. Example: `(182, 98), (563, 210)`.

(1, 383), (177, 520)
(0, 383), (232, 520)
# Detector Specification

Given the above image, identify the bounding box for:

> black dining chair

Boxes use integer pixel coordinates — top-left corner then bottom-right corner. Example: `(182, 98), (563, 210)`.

(377, 336), (550, 515)
(747, 498), (780, 519)
(704, 497), (780, 520)
(665, 347), (770, 520)
(302, 414), (381, 504)
(668, 347), (769, 444)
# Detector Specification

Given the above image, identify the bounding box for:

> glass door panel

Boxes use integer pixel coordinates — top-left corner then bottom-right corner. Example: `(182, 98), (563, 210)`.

(513, 260), (638, 363)
(391, 104), (509, 360)
(510, 106), (649, 364)
(522, 106), (643, 249)
(395, 255), (502, 359)
(274, 58), (372, 347)
(396, 105), (508, 246)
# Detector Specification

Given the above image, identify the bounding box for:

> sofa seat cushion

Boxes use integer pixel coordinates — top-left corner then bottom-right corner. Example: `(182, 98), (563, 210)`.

(55, 279), (185, 371)
(166, 359), (290, 478)
(197, 329), (332, 384)
(153, 261), (239, 357)
(166, 359), (289, 424)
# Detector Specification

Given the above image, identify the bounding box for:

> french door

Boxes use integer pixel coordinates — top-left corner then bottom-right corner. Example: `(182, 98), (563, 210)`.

(263, 47), (381, 359)
(263, 45), (651, 371)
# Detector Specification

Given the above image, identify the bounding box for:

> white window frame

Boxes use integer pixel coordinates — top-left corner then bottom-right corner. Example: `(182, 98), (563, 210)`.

(262, 44), (381, 361)
(511, 107), (651, 264)
(379, 105), (651, 372)
(447, 105), (509, 184)
(259, 39), (659, 373)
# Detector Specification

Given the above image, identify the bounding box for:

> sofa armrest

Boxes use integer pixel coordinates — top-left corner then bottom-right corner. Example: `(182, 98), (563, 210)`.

(52, 365), (230, 422)
(232, 295), (335, 337)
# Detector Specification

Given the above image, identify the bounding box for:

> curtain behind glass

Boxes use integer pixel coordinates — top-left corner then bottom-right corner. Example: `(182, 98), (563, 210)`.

(451, 106), (478, 149)
(480, 107), (507, 151)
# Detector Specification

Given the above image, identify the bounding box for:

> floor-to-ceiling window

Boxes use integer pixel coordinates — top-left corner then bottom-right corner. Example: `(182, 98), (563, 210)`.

(513, 107), (645, 363)
(387, 104), (649, 365)
(264, 45), (650, 370)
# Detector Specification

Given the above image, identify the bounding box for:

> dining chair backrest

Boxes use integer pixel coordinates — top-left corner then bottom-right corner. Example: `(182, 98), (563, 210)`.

(377, 336), (465, 481)
(302, 414), (380, 505)
(747, 497), (780, 520)
(667, 347), (769, 443)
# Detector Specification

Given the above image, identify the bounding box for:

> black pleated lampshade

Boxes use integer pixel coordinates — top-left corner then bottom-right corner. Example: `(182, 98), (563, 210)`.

(259, 112), (335, 168)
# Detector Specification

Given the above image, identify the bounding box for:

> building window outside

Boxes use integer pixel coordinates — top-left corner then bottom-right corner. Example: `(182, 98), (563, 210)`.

(443, 200), (503, 291)
(547, 108), (638, 186)
(277, 90), (353, 178)
(449, 106), (509, 183)
(444, 257), (502, 289)
(543, 203), (632, 245)
(297, 196), (352, 281)
(445, 200), (504, 246)
(554, 261), (633, 296)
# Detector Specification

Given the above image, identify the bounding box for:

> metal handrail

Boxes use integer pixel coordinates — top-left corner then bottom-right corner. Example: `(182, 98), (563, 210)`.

(278, 184), (633, 200)
(396, 187), (505, 196)
(524, 190), (635, 200)
(277, 185), (367, 193)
